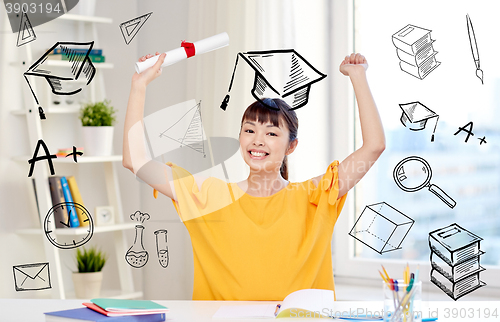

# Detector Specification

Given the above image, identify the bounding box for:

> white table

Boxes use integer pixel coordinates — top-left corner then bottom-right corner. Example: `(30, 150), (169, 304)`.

(0, 299), (498, 321)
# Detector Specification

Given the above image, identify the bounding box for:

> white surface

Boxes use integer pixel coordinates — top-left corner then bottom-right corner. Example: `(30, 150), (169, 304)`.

(1, 299), (499, 322)
(134, 32), (229, 73)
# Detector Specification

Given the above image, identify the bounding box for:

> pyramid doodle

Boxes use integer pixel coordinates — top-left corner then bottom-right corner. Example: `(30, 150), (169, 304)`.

(119, 12), (152, 45)
(17, 12), (36, 47)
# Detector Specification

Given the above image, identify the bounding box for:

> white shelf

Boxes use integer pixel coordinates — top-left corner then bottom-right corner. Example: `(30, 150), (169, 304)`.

(9, 61), (114, 69)
(53, 14), (113, 24)
(16, 223), (137, 236)
(11, 106), (80, 115)
(45, 60), (114, 69)
(13, 155), (122, 163)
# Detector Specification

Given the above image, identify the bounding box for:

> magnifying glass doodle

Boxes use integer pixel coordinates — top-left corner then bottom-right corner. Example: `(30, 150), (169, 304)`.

(393, 156), (456, 209)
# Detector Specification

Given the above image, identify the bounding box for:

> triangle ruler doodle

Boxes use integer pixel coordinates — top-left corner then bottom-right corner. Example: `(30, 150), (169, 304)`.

(17, 12), (36, 47)
(119, 12), (152, 45)
(144, 100), (206, 158)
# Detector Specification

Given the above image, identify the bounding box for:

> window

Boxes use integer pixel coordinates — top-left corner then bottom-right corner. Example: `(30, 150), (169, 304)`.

(334, 0), (500, 292)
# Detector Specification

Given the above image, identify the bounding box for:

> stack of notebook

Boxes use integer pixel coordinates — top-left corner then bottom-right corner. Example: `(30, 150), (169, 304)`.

(392, 24), (440, 80)
(44, 299), (168, 321)
(429, 223), (486, 300)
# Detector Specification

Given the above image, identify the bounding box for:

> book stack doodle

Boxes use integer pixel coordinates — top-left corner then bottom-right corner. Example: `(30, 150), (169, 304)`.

(392, 24), (440, 79)
(429, 223), (486, 300)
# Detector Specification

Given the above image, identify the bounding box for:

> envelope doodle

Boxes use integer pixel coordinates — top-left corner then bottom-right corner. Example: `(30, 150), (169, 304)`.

(13, 262), (51, 291)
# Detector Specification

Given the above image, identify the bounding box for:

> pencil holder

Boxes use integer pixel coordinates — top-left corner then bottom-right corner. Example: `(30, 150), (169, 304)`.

(383, 280), (422, 322)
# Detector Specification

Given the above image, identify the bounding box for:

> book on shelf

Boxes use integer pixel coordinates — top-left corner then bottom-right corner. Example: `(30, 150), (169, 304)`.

(44, 307), (166, 322)
(392, 24), (433, 55)
(48, 176), (70, 229)
(51, 47), (103, 56)
(47, 53), (106, 63)
(60, 176), (80, 227)
(31, 178), (40, 219)
(67, 176), (88, 227)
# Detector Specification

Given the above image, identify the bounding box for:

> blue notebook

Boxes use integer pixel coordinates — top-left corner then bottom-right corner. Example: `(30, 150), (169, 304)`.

(44, 307), (165, 322)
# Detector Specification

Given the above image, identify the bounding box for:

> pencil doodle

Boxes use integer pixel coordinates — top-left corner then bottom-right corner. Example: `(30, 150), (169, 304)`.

(24, 41), (96, 120)
(399, 101), (439, 142)
(478, 136), (487, 145)
(466, 14), (483, 84)
(454, 121), (474, 142)
(16, 12), (36, 47)
(158, 100), (206, 157)
(154, 230), (169, 268)
(349, 202), (414, 254)
(13, 262), (51, 291)
(65, 146), (83, 163)
(392, 24), (440, 80)
(4, 0), (80, 33)
(119, 12), (152, 45)
(429, 223), (486, 300)
(28, 139), (57, 177)
(393, 156), (456, 209)
(220, 49), (327, 111)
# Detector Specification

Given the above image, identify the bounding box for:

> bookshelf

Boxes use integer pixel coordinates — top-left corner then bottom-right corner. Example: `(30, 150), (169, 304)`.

(11, 13), (141, 300)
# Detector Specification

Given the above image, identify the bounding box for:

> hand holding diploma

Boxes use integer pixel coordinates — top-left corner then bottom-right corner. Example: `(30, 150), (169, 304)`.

(135, 32), (229, 74)
(132, 52), (166, 87)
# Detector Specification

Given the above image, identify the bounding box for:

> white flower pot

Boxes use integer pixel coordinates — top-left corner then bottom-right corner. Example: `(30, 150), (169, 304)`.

(72, 271), (103, 299)
(82, 126), (114, 156)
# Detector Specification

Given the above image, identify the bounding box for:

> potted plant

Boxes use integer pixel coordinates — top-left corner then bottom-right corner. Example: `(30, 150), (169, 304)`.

(72, 246), (108, 299)
(79, 100), (117, 156)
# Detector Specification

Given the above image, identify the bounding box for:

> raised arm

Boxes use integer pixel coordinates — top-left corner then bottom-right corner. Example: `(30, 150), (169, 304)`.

(338, 53), (385, 197)
(314, 53), (385, 198)
(122, 52), (178, 200)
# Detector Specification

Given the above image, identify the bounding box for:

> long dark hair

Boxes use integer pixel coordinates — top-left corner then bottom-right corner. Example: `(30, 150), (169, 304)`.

(240, 98), (298, 180)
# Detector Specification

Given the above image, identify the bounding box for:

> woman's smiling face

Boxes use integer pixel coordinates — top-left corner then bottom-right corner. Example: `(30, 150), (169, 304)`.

(239, 118), (291, 173)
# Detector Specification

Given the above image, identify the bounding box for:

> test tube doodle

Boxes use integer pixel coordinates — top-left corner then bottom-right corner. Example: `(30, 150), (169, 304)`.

(154, 229), (169, 268)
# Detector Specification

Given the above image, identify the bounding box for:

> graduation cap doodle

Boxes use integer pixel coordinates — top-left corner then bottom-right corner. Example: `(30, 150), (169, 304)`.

(24, 41), (96, 118)
(220, 49), (326, 111)
(399, 101), (439, 142)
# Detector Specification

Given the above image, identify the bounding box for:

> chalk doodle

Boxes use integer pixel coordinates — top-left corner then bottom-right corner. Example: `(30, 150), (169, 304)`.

(126, 211), (151, 268)
(119, 12), (152, 45)
(399, 101), (439, 142)
(392, 24), (440, 80)
(220, 49), (327, 111)
(154, 230), (169, 268)
(13, 262), (51, 291)
(393, 156), (456, 209)
(16, 12), (36, 47)
(429, 223), (486, 300)
(349, 202), (414, 254)
(466, 14), (483, 84)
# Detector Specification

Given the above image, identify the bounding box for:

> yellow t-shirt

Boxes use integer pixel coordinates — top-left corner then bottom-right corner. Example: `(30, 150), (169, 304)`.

(162, 161), (347, 301)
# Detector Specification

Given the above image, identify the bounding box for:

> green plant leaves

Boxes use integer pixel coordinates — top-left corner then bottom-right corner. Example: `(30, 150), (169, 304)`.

(79, 100), (117, 127)
(75, 246), (108, 273)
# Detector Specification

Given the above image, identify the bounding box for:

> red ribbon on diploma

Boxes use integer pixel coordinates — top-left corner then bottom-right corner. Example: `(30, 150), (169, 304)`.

(181, 40), (195, 58)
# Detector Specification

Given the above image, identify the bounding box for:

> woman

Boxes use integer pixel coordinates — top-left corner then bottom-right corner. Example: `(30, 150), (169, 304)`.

(123, 52), (385, 300)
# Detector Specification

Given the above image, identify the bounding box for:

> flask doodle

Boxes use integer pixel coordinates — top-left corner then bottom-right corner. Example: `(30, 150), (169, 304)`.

(125, 211), (151, 268)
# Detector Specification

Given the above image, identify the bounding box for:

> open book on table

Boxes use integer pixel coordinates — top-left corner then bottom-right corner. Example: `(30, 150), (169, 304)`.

(213, 289), (349, 319)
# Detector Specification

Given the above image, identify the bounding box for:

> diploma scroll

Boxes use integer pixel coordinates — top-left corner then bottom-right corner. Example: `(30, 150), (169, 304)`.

(135, 32), (229, 73)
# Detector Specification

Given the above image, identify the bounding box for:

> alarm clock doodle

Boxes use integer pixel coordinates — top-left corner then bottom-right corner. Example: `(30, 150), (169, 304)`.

(44, 202), (94, 249)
